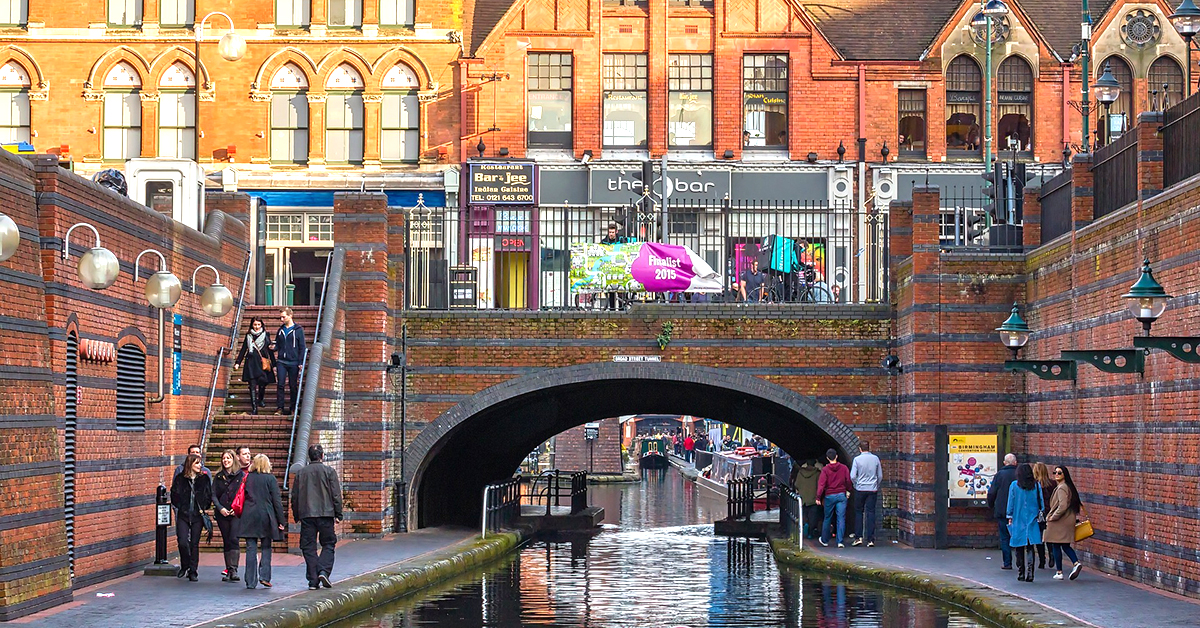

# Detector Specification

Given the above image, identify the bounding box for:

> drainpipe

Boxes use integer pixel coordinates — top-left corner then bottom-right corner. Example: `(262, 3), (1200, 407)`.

(857, 64), (868, 303)
(1062, 65), (1071, 149)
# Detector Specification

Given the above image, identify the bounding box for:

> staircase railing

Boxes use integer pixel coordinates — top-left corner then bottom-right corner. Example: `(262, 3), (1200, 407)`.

(285, 247), (344, 487)
(200, 251), (253, 450)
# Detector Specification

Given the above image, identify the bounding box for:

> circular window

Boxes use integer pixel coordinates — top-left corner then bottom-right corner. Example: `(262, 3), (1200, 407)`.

(1122, 10), (1160, 49)
(879, 181), (893, 196)
(970, 13), (1011, 45)
(835, 180), (849, 195)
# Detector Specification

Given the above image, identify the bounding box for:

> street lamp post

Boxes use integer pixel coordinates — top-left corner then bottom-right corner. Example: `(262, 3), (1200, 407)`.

(194, 12), (247, 163)
(1080, 3), (1093, 152)
(974, 0), (1010, 177)
(1093, 62), (1121, 147)
(1170, 0), (1200, 96)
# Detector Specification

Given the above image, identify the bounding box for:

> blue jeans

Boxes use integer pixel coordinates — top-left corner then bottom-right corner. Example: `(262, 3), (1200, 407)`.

(821, 493), (847, 545)
(244, 537), (272, 587)
(1049, 542), (1078, 572)
(997, 518), (1012, 567)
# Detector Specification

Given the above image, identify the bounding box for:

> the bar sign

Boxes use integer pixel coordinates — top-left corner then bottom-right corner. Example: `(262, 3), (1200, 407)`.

(468, 162), (536, 205)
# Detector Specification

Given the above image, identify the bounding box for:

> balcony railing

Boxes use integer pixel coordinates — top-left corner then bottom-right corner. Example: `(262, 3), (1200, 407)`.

(1164, 90), (1200, 189)
(1091, 129), (1139, 219)
(404, 201), (889, 310)
(1038, 167), (1073, 245)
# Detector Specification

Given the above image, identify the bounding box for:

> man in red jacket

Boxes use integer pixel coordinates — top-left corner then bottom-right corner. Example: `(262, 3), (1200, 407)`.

(816, 448), (852, 548)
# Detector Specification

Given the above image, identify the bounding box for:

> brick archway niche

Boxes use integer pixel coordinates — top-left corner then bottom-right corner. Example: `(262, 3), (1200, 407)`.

(408, 362), (861, 527)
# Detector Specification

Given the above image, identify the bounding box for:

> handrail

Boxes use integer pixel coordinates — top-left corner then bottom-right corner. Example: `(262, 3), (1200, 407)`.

(482, 477), (521, 539)
(524, 470), (587, 515)
(727, 473), (775, 521)
(283, 251), (331, 485)
(286, 247), (345, 484)
(200, 250), (252, 450)
(779, 485), (803, 549)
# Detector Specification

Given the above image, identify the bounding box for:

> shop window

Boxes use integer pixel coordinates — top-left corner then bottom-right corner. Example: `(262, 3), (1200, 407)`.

(668, 54), (713, 148)
(602, 53), (647, 147)
(160, 0), (193, 26)
(897, 89), (926, 158)
(528, 53), (573, 149)
(276, 0), (310, 26)
(328, 0), (362, 26)
(1149, 56), (1185, 109)
(267, 214), (304, 241)
(997, 56), (1033, 154)
(108, 0), (142, 25)
(1100, 56), (1134, 140)
(379, 0), (413, 25)
(0, 61), (31, 145)
(116, 343), (146, 430)
(158, 62), (196, 159)
(945, 55), (982, 157)
(103, 62), (143, 161)
(325, 64), (364, 164)
(742, 54), (788, 148)
(0, 0), (27, 26)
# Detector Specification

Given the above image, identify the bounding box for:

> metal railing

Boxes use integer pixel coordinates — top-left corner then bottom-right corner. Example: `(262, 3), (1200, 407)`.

(1164, 90), (1200, 188)
(938, 186), (1023, 252)
(1039, 167), (1074, 244)
(481, 477), (521, 539)
(286, 248), (344, 487)
(200, 251), (252, 450)
(525, 470), (588, 516)
(1092, 129), (1139, 219)
(405, 202), (889, 310)
(779, 485), (803, 547)
(727, 473), (775, 521)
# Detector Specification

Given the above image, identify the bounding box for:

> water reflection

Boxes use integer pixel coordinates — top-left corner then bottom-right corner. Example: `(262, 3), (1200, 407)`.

(343, 468), (985, 628)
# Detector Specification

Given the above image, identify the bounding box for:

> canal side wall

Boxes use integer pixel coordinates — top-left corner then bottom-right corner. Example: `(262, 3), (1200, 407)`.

(767, 536), (1092, 628)
(190, 531), (525, 628)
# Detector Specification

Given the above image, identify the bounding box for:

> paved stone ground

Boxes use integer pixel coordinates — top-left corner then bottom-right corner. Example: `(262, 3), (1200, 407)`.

(16, 527), (474, 628)
(808, 543), (1200, 628)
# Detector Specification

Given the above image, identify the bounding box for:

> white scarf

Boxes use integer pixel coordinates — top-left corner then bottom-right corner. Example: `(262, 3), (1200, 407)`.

(247, 329), (267, 354)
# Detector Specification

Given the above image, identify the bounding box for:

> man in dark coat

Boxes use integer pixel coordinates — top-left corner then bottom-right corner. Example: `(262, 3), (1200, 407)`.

(274, 307), (307, 414)
(291, 445), (344, 589)
(987, 453), (1019, 570)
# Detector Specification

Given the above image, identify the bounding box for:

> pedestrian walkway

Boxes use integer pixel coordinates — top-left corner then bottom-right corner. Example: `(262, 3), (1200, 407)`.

(807, 544), (1200, 628)
(17, 527), (474, 628)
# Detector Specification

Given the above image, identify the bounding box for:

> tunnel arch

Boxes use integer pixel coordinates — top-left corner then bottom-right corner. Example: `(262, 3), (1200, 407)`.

(408, 362), (862, 528)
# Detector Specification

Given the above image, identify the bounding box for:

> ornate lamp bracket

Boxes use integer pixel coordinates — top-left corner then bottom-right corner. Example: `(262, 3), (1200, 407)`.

(1003, 359), (1077, 380)
(1133, 336), (1200, 363)
(1061, 349), (1144, 374)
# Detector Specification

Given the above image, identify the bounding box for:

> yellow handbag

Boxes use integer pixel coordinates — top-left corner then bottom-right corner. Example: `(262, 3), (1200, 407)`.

(1074, 506), (1094, 542)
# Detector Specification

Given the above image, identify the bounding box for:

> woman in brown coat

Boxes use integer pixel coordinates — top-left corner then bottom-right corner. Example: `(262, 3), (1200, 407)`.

(1045, 464), (1084, 581)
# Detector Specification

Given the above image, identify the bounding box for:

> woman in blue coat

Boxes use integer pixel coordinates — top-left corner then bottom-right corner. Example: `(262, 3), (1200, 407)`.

(1006, 463), (1044, 582)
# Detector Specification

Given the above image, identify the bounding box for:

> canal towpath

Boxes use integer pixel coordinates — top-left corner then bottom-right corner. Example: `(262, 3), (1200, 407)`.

(15, 527), (476, 628)
(799, 543), (1200, 628)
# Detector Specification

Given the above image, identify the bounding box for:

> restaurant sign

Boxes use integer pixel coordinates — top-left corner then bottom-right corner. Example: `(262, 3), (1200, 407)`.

(468, 162), (536, 205)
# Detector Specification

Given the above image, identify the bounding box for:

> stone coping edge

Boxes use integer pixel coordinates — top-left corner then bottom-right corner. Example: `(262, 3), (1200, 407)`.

(197, 531), (526, 628)
(768, 536), (1092, 628)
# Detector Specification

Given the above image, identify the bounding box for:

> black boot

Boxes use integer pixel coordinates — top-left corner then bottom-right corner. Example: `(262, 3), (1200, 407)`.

(1015, 548), (1027, 581)
(1025, 548), (1035, 582)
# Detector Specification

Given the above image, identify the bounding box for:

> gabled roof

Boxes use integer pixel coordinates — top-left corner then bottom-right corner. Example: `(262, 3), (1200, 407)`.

(1020, 0), (1118, 59)
(803, 0), (962, 61)
(465, 0), (522, 57)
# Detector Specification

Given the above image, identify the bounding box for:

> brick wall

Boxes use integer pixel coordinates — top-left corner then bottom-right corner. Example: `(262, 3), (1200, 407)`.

(0, 149), (249, 620)
(554, 418), (622, 475)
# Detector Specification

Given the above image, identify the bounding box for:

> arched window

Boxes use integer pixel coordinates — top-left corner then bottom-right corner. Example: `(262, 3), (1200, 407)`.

(158, 61), (195, 159)
(945, 55), (982, 157)
(325, 63), (364, 164)
(1099, 56), (1134, 139)
(997, 56), (1033, 153)
(270, 62), (309, 164)
(1148, 56), (1185, 109)
(103, 61), (142, 161)
(0, 60), (31, 145)
(116, 343), (146, 430)
(382, 63), (420, 162)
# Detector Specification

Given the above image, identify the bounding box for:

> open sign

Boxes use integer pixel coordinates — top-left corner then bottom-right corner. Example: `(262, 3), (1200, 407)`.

(495, 235), (530, 251)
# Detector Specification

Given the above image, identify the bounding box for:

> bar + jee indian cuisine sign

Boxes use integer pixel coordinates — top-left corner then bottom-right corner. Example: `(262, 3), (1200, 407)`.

(468, 162), (536, 205)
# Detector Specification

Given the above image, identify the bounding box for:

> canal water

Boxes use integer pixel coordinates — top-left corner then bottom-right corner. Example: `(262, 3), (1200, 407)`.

(341, 467), (990, 628)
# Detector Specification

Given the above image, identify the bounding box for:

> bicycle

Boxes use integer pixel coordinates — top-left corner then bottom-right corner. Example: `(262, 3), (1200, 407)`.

(745, 263), (833, 303)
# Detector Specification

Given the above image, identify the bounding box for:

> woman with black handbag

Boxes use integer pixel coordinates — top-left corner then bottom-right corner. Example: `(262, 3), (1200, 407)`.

(234, 318), (276, 415)
(1045, 465), (1085, 581)
(170, 454), (212, 582)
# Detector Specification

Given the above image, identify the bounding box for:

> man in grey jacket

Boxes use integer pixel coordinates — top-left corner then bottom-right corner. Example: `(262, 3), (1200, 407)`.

(850, 440), (882, 547)
(291, 445), (344, 589)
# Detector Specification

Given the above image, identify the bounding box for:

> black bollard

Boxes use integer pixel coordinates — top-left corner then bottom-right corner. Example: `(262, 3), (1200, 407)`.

(144, 484), (177, 575)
